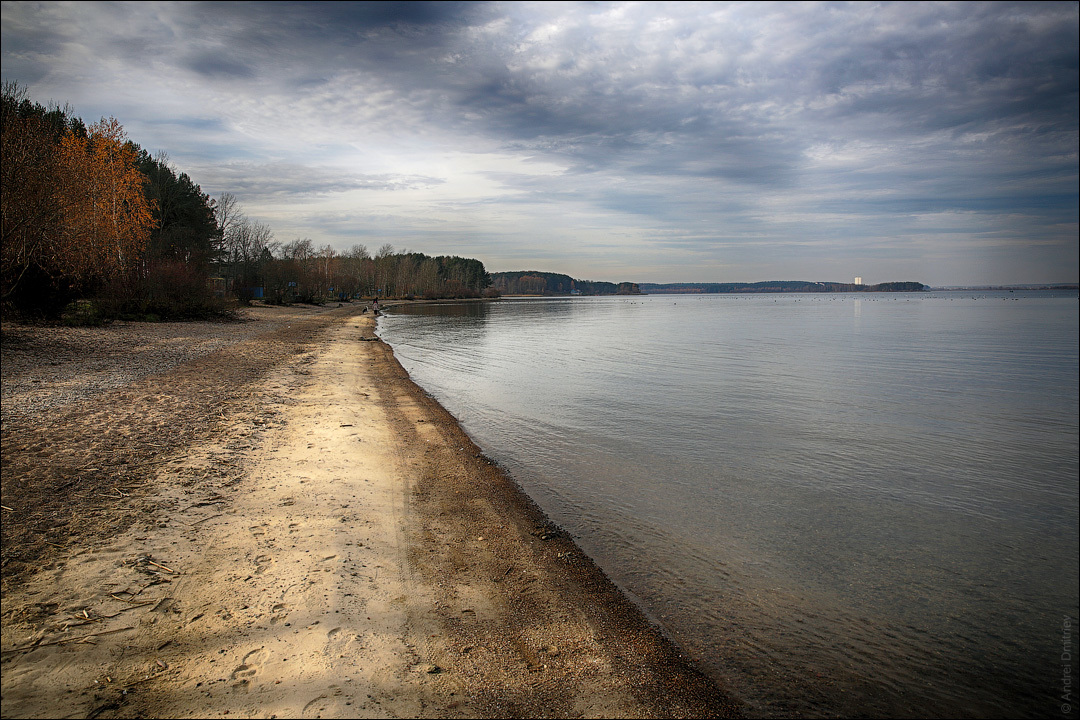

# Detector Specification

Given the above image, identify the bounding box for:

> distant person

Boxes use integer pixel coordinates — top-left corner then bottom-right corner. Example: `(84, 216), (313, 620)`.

(372, 298), (380, 314)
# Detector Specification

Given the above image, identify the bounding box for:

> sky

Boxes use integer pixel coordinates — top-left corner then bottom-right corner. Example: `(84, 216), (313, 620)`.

(2, 1), (1077, 286)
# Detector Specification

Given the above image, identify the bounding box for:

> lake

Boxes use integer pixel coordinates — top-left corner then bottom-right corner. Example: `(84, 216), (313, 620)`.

(377, 290), (1079, 718)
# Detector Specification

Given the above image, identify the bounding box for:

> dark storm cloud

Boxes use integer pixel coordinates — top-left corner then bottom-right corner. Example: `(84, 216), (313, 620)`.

(317, 1), (487, 28)
(184, 52), (257, 80)
(349, 1), (1078, 195)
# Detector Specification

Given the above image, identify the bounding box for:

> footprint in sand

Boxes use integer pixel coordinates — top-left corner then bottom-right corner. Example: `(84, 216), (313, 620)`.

(230, 648), (269, 691)
(249, 523), (268, 538)
(326, 626), (366, 653)
(254, 554), (273, 574)
(269, 603), (289, 625)
(302, 694), (330, 717)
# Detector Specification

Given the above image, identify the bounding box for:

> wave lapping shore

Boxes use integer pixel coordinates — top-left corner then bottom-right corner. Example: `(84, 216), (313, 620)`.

(1, 303), (737, 719)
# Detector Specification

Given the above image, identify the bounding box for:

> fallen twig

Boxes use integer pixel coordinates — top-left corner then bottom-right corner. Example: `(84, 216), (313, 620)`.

(180, 499), (225, 513)
(122, 672), (165, 688)
(1, 626), (136, 654)
(146, 559), (175, 574)
(180, 513), (224, 526)
(110, 593), (157, 605)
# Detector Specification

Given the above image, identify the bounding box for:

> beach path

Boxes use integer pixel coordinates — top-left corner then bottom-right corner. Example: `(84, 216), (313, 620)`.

(1, 306), (736, 719)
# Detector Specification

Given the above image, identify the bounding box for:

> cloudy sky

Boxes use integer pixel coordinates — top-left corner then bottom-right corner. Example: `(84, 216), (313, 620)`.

(3, 1), (1077, 286)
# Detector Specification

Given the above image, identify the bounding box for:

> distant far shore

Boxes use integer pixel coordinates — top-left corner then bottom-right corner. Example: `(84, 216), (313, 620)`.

(494, 280), (1078, 297)
(637, 280), (926, 294)
(925, 284), (1079, 291)
(490, 271), (931, 297)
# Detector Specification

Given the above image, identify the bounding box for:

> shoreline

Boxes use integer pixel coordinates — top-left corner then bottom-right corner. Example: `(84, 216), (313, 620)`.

(1, 303), (739, 718)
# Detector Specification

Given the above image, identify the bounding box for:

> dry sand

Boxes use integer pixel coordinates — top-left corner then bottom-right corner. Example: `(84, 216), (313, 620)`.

(1, 303), (739, 718)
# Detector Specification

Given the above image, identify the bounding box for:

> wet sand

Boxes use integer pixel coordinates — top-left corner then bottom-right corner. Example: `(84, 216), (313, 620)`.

(1, 303), (739, 718)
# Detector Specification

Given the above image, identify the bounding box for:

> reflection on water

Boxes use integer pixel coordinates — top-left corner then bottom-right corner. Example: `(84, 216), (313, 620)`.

(379, 292), (1079, 718)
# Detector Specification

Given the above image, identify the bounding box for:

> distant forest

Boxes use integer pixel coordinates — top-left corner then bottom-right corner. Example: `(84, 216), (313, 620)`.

(1, 82), (492, 322)
(490, 273), (924, 296)
(491, 271), (639, 296)
(639, 281), (927, 294)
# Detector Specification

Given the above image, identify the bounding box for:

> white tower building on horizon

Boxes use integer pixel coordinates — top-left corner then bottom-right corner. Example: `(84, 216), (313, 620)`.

(854, 276), (863, 285)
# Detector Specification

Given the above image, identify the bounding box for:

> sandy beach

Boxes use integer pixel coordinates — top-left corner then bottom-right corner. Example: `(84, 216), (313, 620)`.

(1, 303), (738, 719)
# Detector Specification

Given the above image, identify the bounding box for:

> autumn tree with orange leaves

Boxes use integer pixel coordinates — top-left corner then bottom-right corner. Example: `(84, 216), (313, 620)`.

(4, 83), (237, 319)
(54, 117), (154, 287)
(3, 82), (160, 315)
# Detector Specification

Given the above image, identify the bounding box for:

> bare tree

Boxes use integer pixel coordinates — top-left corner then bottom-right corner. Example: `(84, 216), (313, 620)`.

(213, 192), (243, 243)
(281, 237), (314, 261)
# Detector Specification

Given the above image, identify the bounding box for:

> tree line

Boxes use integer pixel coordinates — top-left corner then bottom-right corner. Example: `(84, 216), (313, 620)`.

(491, 271), (639, 296)
(2, 82), (492, 322)
(231, 240), (494, 305)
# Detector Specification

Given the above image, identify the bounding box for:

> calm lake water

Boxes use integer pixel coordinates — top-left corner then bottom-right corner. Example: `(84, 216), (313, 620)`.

(377, 291), (1079, 719)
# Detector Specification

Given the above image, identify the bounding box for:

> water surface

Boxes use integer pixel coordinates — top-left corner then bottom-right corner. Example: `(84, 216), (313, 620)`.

(378, 291), (1079, 718)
